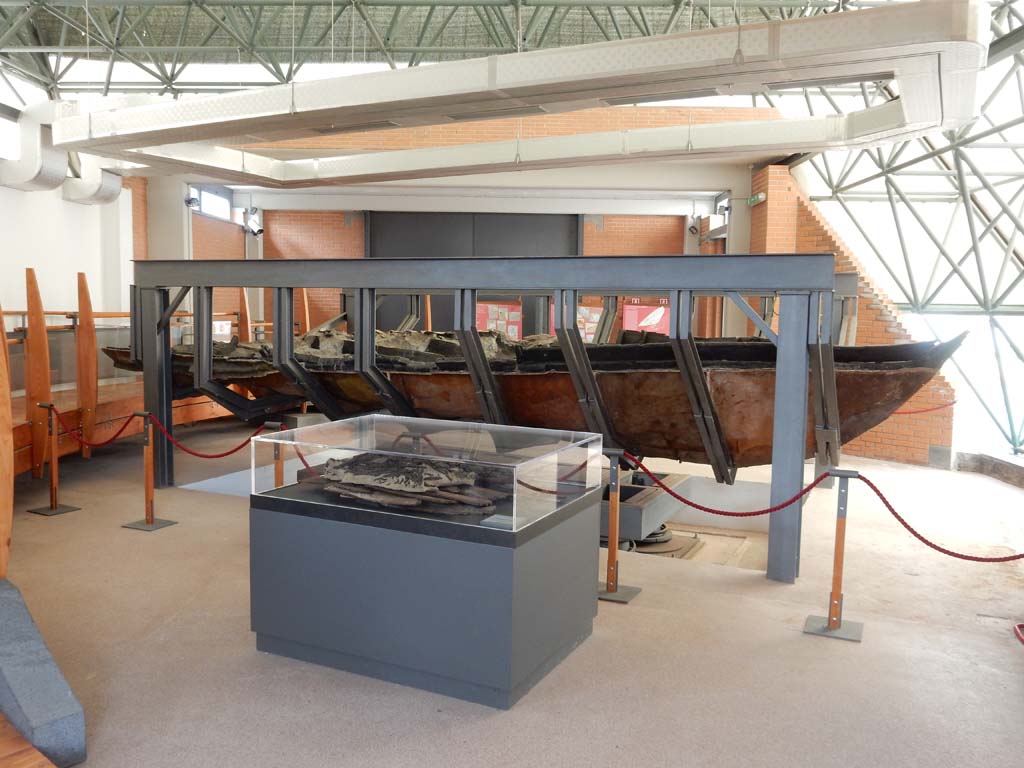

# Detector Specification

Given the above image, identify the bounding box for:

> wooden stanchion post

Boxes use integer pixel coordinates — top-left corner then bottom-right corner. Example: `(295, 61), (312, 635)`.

(804, 469), (864, 642)
(265, 422), (284, 488)
(122, 413), (177, 532)
(598, 454), (641, 603)
(28, 403), (80, 516)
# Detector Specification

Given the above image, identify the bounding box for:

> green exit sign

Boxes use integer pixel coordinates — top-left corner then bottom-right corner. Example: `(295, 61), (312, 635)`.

(747, 192), (767, 207)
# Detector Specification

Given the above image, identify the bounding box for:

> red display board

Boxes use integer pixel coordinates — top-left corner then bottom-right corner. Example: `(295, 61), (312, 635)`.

(622, 297), (670, 335)
(476, 301), (523, 340)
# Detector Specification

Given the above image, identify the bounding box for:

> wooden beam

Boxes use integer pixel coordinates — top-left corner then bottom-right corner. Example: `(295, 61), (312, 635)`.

(25, 269), (52, 479)
(296, 288), (311, 334)
(0, 715), (56, 768)
(76, 273), (98, 458)
(237, 287), (252, 342)
(0, 305), (12, 580)
(0, 304), (10, 388)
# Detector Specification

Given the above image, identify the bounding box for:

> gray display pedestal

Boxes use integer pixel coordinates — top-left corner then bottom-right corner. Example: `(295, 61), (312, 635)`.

(250, 485), (601, 709)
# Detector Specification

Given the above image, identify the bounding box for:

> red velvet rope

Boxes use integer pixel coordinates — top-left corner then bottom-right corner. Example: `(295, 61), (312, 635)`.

(148, 416), (266, 459)
(622, 452), (1024, 563)
(49, 406), (139, 448)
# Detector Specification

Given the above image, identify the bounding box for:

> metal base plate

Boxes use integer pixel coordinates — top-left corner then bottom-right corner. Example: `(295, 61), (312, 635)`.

(27, 504), (80, 517)
(597, 584), (642, 604)
(122, 519), (178, 532)
(803, 615), (864, 642)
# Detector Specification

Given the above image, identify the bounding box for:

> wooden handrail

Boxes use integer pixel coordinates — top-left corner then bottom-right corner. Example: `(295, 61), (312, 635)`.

(1, 309), (72, 316)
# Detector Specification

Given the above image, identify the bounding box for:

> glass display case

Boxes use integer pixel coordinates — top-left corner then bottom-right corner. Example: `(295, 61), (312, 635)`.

(251, 414), (602, 534)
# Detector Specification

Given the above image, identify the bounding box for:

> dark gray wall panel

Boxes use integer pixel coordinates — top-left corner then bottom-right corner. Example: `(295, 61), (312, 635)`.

(367, 212), (579, 331)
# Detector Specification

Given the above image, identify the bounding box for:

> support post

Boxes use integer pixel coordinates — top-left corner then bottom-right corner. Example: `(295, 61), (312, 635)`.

(76, 272), (98, 458)
(598, 454), (641, 603)
(767, 292), (811, 583)
(266, 421), (284, 487)
(140, 287), (175, 488)
(122, 412), (177, 532)
(804, 469), (863, 641)
(27, 404), (79, 516)
(24, 269), (51, 479)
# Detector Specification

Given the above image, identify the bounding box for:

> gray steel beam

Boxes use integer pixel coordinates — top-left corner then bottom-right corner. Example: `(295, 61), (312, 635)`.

(133, 255), (838, 292)
(668, 289), (735, 484)
(272, 287), (349, 419)
(453, 288), (507, 424)
(351, 287), (416, 415)
(766, 291), (811, 584)
(989, 23), (1024, 65)
(140, 287), (174, 488)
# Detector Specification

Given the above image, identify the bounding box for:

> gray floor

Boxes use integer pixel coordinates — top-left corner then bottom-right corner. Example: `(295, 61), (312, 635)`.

(7, 420), (1024, 768)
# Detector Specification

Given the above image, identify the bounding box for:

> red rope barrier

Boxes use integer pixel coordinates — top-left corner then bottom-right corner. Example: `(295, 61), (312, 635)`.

(293, 445), (315, 472)
(855, 474), (1024, 563)
(623, 452), (1024, 563)
(148, 416), (267, 459)
(622, 452), (830, 516)
(50, 406), (139, 448)
(893, 400), (957, 416)
(1015, 623), (1024, 646)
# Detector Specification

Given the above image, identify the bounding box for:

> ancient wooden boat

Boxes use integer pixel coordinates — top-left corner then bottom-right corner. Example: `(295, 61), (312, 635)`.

(103, 329), (962, 468)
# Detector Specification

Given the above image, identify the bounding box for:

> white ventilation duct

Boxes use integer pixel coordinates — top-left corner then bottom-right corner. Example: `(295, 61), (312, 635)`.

(0, 103), (67, 192)
(62, 155), (123, 205)
(48, 0), (989, 189)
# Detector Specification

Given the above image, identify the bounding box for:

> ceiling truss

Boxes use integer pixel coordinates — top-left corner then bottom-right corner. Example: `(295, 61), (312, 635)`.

(0, 0), (857, 96)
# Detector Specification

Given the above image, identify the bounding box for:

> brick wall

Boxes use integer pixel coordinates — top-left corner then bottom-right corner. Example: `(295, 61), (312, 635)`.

(242, 106), (780, 153)
(191, 212), (245, 315)
(750, 166), (955, 466)
(122, 176), (148, 261)
(262, 210), (365, 327)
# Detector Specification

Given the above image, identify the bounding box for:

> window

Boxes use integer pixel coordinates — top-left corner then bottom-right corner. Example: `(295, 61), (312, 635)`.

(199, 189), (231, 220)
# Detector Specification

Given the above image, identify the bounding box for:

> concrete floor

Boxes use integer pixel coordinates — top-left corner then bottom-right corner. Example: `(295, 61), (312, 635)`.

(7, 420), (1024, 768)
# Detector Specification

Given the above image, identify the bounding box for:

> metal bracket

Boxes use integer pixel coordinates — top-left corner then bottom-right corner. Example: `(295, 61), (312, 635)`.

(270, 287), (348, 420)
(553, 289), (618, 449)
(668, 290), (736, 485)
(727, 291), (778, 344)
(158, 286), (192, 332)
(453, 288), (507, 424)
(192, 286), (300, 420)
(351, 288), (416, 416)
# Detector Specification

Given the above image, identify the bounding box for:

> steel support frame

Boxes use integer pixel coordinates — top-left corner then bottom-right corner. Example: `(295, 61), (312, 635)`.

(453, 288), (507, 423)
(193, 285), (300, 420)
(272, 286), (349, 420)
(351, 287), (416, 416)
(134, 253), (835, 581)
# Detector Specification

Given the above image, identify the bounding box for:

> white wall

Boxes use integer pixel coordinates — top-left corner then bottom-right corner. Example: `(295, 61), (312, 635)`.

(146, 175), (190, 262)
(0, 185), (132, 313)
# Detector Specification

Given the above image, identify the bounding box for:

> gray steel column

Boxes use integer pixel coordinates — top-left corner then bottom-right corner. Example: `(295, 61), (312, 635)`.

(140, 287), (174, 487)
(766, 291), (811, 583)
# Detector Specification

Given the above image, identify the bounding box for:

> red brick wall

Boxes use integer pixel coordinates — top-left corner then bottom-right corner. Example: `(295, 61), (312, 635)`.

(750, 166), (955, 466)
(122, 176), (148, 261)
(242, 106), (780, 153)
(262, 210), (365, 327)
(583, 214), (685, 256)
(191, 212), (245, 315)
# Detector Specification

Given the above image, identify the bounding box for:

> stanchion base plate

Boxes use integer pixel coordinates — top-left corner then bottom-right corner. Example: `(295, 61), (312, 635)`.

(122, 519), (178, 532)
(803, 615), (864, 642)
(27, 504), (80, 517)
(598, 584), (641, 604)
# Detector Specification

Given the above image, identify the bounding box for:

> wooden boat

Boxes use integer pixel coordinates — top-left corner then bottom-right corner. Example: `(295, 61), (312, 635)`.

(103, 329), (963, 467)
